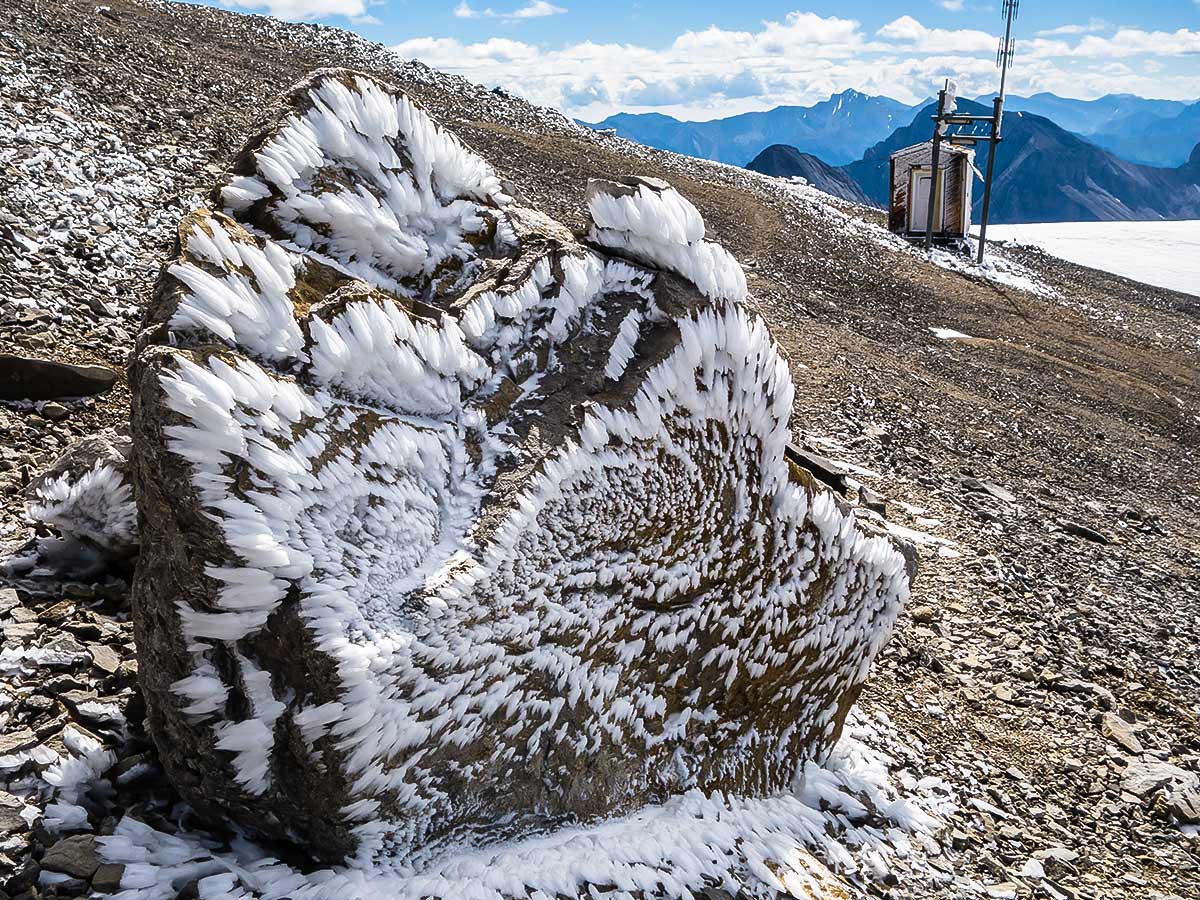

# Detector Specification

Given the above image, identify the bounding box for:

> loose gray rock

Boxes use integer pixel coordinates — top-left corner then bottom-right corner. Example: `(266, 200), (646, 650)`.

(1119, 759), (1196, 799)
(0, 354), (117, 402)
(91, 863), (125, 893)
(0, 791), (28, 837)
(0, 588), (18, 617)
(1100, 712), (1143, 755)
(40, 835), (100, 880)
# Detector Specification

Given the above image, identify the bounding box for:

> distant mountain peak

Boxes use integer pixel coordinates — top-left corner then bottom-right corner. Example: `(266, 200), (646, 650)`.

(584, 92), (919, 166)
(745, 144), (872, 206)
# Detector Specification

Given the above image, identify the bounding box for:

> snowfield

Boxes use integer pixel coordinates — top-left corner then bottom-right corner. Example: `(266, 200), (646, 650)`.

(981, 221), (1200, 297)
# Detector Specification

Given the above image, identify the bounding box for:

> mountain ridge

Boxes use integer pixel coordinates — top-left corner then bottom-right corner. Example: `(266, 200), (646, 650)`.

(589, 90), (1200, 179)
(744, 144), (873, 206)
(583, 89), (920, 166)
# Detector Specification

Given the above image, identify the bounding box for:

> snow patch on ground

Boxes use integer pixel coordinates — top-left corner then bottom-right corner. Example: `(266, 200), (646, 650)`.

(927, 244), (1057, 299)
(929, 327), (973, 341)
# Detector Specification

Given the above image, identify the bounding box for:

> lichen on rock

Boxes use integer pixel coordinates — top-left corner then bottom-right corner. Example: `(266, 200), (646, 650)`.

(129, 68), (913, 870)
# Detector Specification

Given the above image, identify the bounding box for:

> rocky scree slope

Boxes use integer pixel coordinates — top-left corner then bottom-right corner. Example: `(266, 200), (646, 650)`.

(1, 2), (1199, 900)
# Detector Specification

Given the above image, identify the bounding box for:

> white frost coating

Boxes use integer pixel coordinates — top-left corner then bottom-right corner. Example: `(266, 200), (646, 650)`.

(41, 727), (117, 834)
(601, 259), (656, 301)
(139, 71), (912, 877)
(458, 256), (556, 352)
(220, 73), (513, 294)
(306, 296), (487, 417)
(171, 661), (230, 718)
(587, 180), (747, 302)
(604, 309), (642, 380)
(169, 214), (305, 364)
(27, 462), (136, 552)
(212, 654), (288, 795)
(155, 290), (907, 859)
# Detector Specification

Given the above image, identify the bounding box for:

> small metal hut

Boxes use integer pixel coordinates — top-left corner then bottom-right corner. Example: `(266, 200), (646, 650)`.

(888, 141), (975, 241)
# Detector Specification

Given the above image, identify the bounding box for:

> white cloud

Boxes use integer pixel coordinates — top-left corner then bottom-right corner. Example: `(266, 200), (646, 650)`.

(454, 0), (566, 20)
(1036, 20), (1108, 37)
(1066, 28), (1200, 58)
(939, 0), (965, 11)
(876, 16), (995, 54)
(391, 12), (1200, 121)
(218, 0), (371, 21)
(511, 0), (567, 17)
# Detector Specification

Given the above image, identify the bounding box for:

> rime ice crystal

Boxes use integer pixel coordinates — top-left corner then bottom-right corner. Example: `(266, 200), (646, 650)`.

(130, 69), (912, 876)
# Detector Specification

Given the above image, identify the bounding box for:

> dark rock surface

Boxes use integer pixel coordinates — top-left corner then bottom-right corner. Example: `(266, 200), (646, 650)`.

(0, 355), (117, 402)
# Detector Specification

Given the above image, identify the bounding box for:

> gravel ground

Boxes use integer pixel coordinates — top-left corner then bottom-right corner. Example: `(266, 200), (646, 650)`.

(1, 2), (1198, 898)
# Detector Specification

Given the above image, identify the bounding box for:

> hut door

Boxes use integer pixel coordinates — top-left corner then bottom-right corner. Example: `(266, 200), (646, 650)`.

(909, 168), (943, 234)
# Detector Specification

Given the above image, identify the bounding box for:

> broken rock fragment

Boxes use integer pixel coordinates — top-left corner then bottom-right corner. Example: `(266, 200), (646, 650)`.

(0, 354), (117, 401)
(129, 69), (913, 873)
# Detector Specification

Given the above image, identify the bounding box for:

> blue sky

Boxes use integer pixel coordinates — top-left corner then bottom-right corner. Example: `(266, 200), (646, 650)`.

(197, 1), (1200, 119)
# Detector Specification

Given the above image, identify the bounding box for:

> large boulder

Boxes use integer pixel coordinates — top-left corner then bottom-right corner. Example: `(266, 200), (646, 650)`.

(129, 70), (912, 866)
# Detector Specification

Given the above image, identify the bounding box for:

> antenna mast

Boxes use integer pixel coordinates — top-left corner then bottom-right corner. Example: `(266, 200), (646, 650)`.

(976, 0), (1020, 263)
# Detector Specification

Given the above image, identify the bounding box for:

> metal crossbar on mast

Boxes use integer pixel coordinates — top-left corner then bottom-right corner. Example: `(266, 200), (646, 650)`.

(976, 0), (1020, 263)
(922, 0), (1019, 261)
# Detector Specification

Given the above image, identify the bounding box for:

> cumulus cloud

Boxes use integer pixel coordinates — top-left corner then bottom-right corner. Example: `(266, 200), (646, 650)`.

(391, 12), (1200, 120)
(1057, 27), (1200, 58)
(218, 0), (373, 21)
(454, 0), (566, 20)
(1036, 21), (1108, 37)
(875, 16), (996, 54)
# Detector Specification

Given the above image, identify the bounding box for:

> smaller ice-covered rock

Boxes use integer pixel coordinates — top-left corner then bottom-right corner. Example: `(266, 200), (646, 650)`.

(3, 431), (137, 582)
(25, 431), (137, 558)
